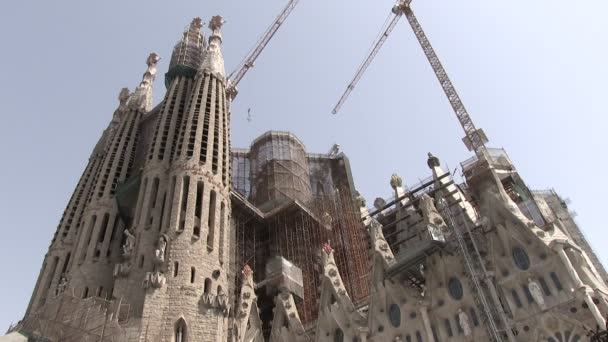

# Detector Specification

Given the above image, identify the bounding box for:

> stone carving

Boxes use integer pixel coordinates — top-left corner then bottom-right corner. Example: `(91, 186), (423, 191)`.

(328, 144), (341, 156)
(202, 292), (216, 307)
(155, 236), (167, 263)
(216, 287), (230, 316)
(390, 173), (403, 189)
(419, 193), (445, 226)
(354, 191), (366, 208)
(527, 277), (545, 308)
(113, 262), (132, 277)
(427, 152), (440, 168)
(55, 276), (68, 296)
(458, 308), (472, 338)
(122, 229), (136, 258)
(142, 272), (166, 289)
(374, 197), (387, 211)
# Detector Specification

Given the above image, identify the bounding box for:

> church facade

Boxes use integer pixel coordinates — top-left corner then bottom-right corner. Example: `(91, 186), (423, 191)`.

(6, 15), (608, 342)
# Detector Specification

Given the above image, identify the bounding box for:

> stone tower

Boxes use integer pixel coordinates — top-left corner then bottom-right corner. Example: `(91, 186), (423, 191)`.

(21, 16), (233, 342)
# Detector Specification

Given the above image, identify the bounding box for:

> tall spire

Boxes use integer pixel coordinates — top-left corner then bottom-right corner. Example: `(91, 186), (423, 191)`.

(200, 15), (226, 80)
(128, 52), (160, 112)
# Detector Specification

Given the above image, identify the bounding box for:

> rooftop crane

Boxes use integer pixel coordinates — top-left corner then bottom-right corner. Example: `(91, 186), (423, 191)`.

(226, 0), (301, 100)
(332, 0), (488, 159)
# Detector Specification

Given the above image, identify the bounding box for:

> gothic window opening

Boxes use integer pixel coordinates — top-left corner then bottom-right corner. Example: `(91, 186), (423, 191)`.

(522, 284), (534, 304)
(193, 181), (204, 238)
(80, 215), (97, 262)
(431, 325), (440, 342)
(158, 193), (167, 231)
(539, 276), (552, 296)
(219, 202), (225, 263)
(221, 87), (228, 185)
(389, 304), (401, 327)
(139, 255), (145, 268)
(334, 328), (344, 342)
(448, 277), (464, 300)
(204, 278), (212, 294)
(178, 176), (190, 232)
(190, 267), (196, 283)
(512, 289), (523, 308)
(207, 190), (216, 249)
(550, 272), (563, 291)
(469, 308), (479, 326)
(96, 286), (103, 297)
(83, 287), (89, 299)
(415, 331), (423, 342)
(444, 318), (453, 337)
(187, 77), (207, 159)
(137, 178), (149, 225)
(211, 79), (220, 174)
(512, 247), (530, 270)
(107, 216), (121, 257)
(199, 77), (212, 163)
(175, 318), (187, 342)
(174, 262), (179, 277)
(61, 253), (71, 274)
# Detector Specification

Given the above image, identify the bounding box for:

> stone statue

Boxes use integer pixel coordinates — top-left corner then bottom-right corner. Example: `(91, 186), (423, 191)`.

(458, 308), (472, 338)
(328, 143), (341, 156)
(527, 277), (546, 308)
(354, 191), (366, 208)
(55, 276), (68, 296)
(122, 229), (136, 258)
(390, 173), (403, 189)
(374, 197), (387, 211)
(155, 236), (167, 262)
(128, 52), (161, 111)
(419, 193), (445, 226)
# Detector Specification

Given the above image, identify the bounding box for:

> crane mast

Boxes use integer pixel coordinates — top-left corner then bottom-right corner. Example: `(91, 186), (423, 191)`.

(332, 13), (401, 115)
(332, 0), (488, 158)
(227, 0), (301, 100)
(395, 2), (488, 157)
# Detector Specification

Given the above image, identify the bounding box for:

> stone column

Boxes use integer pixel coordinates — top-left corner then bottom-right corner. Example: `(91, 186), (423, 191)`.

(556, 244), (606, 328)
(419, 304), (434, 342)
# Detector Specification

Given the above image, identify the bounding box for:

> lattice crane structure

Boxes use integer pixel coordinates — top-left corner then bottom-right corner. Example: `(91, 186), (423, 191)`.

(332, 0), (489, 159)
(226, 0), (301, 100)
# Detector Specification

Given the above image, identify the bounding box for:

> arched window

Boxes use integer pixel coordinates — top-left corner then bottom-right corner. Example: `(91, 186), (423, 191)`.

(175, 318), (187, 342)
(82, 287), (89, 299)
(204, 278), (212, 294)
(173, 261), (179, 277)
(207, 190), (217, 249)
(334, 328), (344, 342)
(139, 255), (145, 268)
(389, 304), (401, 327)
(550, 272), (563, 291)
(190, 267), (196, 283)
(511, 289), (523, 308)
(512, 247), (530, 270)
(448, 277), (464, 300)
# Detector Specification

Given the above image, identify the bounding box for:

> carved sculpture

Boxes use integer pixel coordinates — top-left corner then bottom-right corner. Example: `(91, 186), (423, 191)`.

(527, 277), (546, 308)
(374, 197), (387, 211)
(419, 193), (445, 226)
(328, 143), (341, 156)
(122, 229), (135, 258)
(155, 235), (167, 262)
(390, 173), (403, 189)
(458, 308), (473, 338)
(55, 276), (68, 296)
(216, 287), (230, 316)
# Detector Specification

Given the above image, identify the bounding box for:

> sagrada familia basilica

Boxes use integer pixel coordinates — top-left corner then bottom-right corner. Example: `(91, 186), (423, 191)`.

(4, 7), (608, 342)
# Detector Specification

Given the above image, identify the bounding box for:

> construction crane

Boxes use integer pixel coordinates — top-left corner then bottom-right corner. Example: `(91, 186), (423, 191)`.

(332, 0), (488, 159)
(226, 0), (301, 100)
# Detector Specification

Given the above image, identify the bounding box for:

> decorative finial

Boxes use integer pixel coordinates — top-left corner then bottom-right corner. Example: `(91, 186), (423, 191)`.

(427, 152), (440, 169)
(128, 53), (160, 111)
(374, 197), (387, 211)
(209, 15), (225, 33)
(322, 241), (334, 255)
(200, 15), (226, 78)
(242, 264), (253, 279)
(390, 173), (403, 189)
(191, 17), (203, 30)
(118, 87), (130, 104)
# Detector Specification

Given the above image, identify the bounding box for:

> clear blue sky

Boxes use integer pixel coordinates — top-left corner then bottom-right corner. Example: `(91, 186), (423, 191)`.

(1, 0), (607, 330)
